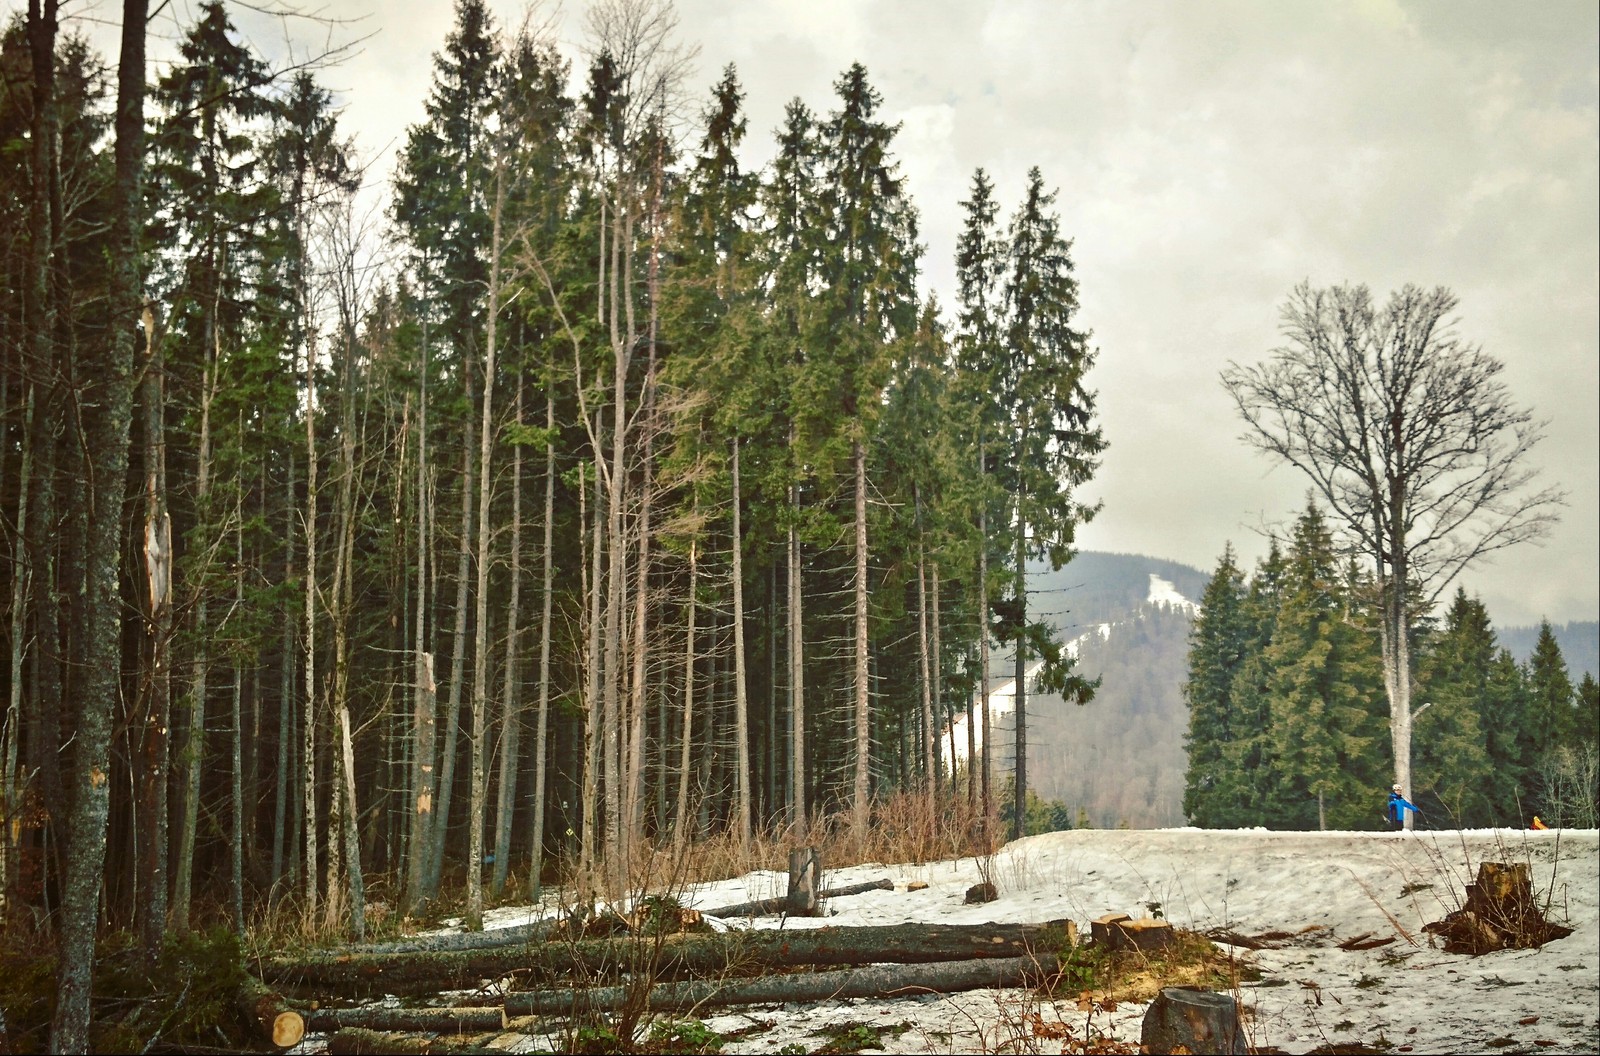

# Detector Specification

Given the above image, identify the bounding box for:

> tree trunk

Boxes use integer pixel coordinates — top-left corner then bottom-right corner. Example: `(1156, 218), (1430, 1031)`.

(265, 920), (1072, 994)
(237, 976), (306, 1050)
(309, 1008), (505, 1035)
(674, 538), (698, 852)
(852, 439), (871, 835)
(50, 0), (141, 1047)
(978, 439), (992, 830)
(302, 315), (321, 916)
(502, 955), (1049, 1017)
(467, 170), (506, 931)
(788, 426), (806, 837)
(339, 704), (366, 941)
(699, 877), (891, 919)
(529, 388), (555, 899)
(406, 320), (432, 913)
(730, 438), (751, 848)
(1013, 503), (1027, 841)
(491, 374), (523, 900)
(328, 1028), (502, 1056)
(135, 302), (169, 957)
(915, 490), (934, 796)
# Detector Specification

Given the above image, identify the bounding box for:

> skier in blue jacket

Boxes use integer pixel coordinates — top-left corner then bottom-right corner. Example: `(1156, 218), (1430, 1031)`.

(1386, 784), (1420, 830)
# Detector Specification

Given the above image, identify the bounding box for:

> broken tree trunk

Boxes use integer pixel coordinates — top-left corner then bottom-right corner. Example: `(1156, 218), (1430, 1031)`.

(1423, 861), (1574, 954)
(260, 920), (1074, 996)
(700, 878), (892, 919)
(236, 975), (305, 1049)
(787, 847), (820, 916)
(502, 954), (1050, 1016)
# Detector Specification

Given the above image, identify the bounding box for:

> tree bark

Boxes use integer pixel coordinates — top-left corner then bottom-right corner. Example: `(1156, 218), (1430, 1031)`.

(698, 877), (891, 919)
(852, 439), (870, 835)
(406, 319), (433, 914)
(328, 1028), (503, 1056)
(309, 1008), (505, 1034)
(529, 388), (555, 899)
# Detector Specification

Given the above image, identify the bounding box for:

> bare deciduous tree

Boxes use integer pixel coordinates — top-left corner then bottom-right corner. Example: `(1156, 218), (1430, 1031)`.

(1223, 282), (1564, 826)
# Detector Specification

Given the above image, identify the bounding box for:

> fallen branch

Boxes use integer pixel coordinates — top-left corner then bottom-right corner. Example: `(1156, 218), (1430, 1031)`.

(501, 954), (1051, 1016)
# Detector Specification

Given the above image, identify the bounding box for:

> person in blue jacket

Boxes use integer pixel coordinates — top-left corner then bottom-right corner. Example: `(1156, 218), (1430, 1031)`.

(1386, 784), (1420, 830)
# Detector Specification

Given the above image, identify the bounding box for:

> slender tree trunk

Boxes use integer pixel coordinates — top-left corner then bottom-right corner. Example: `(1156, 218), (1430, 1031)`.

(231, 504), (245, 932)
(467, 171), (506, 931)
(1013, 505), (1027, 842)
(428, 352), (476, 897)
(579, 456), (603, 893)
(675, 537), (699, 851)
(273, 447), (296, 895)
(917, 549), (935, 798)
(852, 440), (871, 835)
(787, 434), (806, 837)
(50, 0), (140, 1046)
(2, 390), (30, 909)
(175, 282), (223, 934)
(135, 303), (169, 957)
(1383, 537), (1415, 829)
(491, 375), (524, 899)
(978, 439), (992, 830)
(303, 318), (321, 917)
(339, 704), (366, 941)
(406, 321), (433, 912)
(730, 439), (751, 848)
(528, 388), (555, 900)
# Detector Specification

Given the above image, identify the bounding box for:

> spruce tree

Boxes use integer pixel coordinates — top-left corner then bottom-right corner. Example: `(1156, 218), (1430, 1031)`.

(1260, 503), (1385, 829)
(1182, 545), (1249, 827)
(1413, 589), (1497, 824)
(995, 167), (1104, 838)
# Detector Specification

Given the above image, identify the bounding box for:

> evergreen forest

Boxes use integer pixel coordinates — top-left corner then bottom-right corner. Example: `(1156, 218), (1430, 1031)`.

(1, 1), (1109, 1033)
(1182, 502), (1600, 832)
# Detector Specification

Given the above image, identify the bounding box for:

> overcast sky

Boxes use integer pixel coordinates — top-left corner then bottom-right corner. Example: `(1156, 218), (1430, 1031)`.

(53, 0), (1599, 629)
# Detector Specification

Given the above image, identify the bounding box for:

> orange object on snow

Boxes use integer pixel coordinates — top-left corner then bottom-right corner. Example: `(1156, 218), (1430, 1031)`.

(1531, 816), (1549, 830)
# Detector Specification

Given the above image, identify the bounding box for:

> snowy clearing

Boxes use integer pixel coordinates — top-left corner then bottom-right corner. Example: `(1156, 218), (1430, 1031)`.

(294, 827), (1599, 1054)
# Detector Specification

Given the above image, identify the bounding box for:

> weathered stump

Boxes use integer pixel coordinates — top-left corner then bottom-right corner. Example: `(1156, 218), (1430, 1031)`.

(787, 847), (821, 916)
(1140, 986), (1247, 1055)
(965, 881), (998, 904)
(1423, 861), (1574, 954)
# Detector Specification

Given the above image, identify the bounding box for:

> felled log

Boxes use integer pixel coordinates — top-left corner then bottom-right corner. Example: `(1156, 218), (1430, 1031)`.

(502, 954), (1049, 1016)
(307, 1007), (507, 1034)
(235, 975), (305, 1049)
(261, 920), (1073, 996)
(699, 878), (893, 919)
(1140, 987), (1248, 1055)
(1423, 861), (1574, 954)
(339, 921), (550, 957)
(326, 1027), (504, 1055)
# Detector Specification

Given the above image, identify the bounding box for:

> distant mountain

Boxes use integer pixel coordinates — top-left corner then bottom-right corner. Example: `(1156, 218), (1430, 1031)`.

(961, 551), (1207, 829)
(1496, 621), (1599, 682)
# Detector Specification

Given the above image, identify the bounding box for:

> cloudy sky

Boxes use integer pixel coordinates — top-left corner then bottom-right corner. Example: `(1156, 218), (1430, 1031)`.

(57, 0), (1599, 628)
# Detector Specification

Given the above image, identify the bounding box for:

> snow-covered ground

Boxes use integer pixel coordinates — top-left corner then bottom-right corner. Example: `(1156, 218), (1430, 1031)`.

(299, 827), (1600, 1054)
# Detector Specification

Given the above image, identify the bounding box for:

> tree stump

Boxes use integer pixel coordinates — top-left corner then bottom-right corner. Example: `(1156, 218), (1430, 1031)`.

(1090, 913), (1174, 952)
(787, 847), (821, 916)
(1090, 912), (1131, 946)
(1140, 986), (1247, 1055)
(1423, 861), (1574, 954)
(964, 881), (998, 904)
